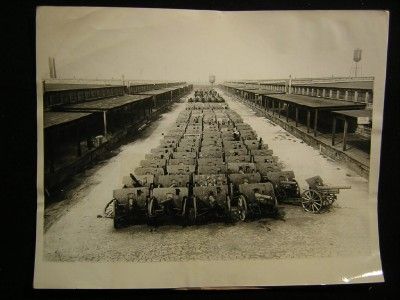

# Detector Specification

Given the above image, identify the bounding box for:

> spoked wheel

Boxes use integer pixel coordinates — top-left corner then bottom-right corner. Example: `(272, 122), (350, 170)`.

(224, 195), (233, 222)
(293, 180), (301, 198)
(187, 197), (197, 225)
(324, 194), (337, 206)
(104, 199), (115, 218)
(236, 195), (248, 221)
(226, 195), (232, 213)
(275, 188), (287, 202)
(301, 190), (323, 213)
(147, 197), (158, 226)
(114, 217), (124, 229)
(113, 200), (125, 229)
(181, 196), (187, 217)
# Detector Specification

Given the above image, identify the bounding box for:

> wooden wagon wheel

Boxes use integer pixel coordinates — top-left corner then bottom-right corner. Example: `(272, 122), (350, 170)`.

(301, 190), (323, 213)
(181, 196), (187, 216)
(187, 197), (197, 225)
(104, 198), (115, 218)
(275, 187), (287, 202)
(236, 194), (248, 221)
(226, 195), (232, 212)
(113, 199), (124, 229)
(324, 194), (337, 206)
(147, 196), (158, 225)
(293, 180), (301, 198)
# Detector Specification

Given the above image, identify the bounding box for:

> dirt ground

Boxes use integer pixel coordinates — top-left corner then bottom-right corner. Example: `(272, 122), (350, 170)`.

(43, 90), (374, 262)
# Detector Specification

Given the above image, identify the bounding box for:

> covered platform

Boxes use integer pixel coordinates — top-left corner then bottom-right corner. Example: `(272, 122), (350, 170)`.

(261, 93), (366, 137)
(222, 88), (371, 178)
(44, 111), (104, 175)
(44, 111), (93, 129)
(60, 94), (153, 137)
(332, 109), (372, 151)
(289, 80), (373, 104)
(134, 85), (191, 110)
(44, 83), (122, 92)
(222, 84), (286, 103)
(43, 84), (125, 110)
(292, 80), (373, 90)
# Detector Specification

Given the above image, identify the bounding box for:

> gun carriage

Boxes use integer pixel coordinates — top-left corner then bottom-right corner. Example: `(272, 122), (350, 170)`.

(198, 150), (223, 159)
(190, 175), (231, 223)
(264, 171), (300, 202)
(147, 174), (191, 225)
(111, 89), (351, 230)
(244, 139), (268, 150)
(139, 158), (167, 168)
(197, 164), (227, 175)
(228, 173), (264, 221)
(112, 187), (151, 228)
(225, 155), (252, 163)
(300, 176), (351, 213)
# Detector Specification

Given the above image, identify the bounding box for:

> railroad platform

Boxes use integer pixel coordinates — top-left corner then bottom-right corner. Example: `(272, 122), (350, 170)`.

(221, 91), (370, 179)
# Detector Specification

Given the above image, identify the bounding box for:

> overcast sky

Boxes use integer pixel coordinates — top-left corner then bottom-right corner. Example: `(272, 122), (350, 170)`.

(36, 7), (389, 83)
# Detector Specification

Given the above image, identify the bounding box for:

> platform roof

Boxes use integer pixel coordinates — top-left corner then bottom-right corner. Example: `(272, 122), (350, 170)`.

(61, 94), (151, 112)
(45, 83), (123, 92)
(332, 109), (372, 119)
(222, 83), (244, 88)
(44, 111), (92, 129)
(266, 94), (366, 110)
(292, 81), (373, 90)
(235, 87), (259, 91)
(245, 90), (286, 96)
(135, 85), (186, 95)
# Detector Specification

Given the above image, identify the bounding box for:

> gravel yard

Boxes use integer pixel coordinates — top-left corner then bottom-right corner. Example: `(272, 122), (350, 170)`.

(43, 90), (373, 262)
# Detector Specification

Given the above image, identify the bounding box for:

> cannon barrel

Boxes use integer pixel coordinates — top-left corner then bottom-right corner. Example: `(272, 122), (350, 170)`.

(280, 180), (297, 185)
(315, 185), (351, 190)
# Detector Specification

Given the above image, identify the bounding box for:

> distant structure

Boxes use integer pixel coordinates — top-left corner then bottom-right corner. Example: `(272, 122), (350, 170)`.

(209, 74), (216, 87)
(351, 48), (362, 77)
(48, 57), (57, 79)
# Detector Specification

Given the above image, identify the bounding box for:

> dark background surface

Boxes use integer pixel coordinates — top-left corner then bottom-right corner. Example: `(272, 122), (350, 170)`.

(1, 0), (399, 299)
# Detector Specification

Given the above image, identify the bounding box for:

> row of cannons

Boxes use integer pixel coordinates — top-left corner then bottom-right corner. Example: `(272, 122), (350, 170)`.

(189, 89), (225, 103)
(110, 94), (350, 229)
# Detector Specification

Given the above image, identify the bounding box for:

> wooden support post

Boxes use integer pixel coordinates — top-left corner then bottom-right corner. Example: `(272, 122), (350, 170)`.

(286, 103), (289, 123)
(331, 117), (336, 146)
(314, 109), (318, 137)
(48, 131), (55, 173)
(295, 107), (299, 127)
(272, 100), (275, 116)
(103, 110), (108, 137)
(307, 110), (311, 133)
(278, 101), (281, 118)
(76, 124), (82, 157)
(343, 119), (348, 151)
(86, 119), (93, 150)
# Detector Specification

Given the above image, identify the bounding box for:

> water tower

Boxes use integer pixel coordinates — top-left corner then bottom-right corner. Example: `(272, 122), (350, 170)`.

(209, 74), (216, 87)
(352, 48), (362, 77)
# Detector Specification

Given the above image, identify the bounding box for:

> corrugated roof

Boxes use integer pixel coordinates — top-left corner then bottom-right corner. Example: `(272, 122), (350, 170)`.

(61, 94), (151, 111)
(45, 83), (123, 92)
(332, 109), (372, 118)
(44, 111), (92, 129)
(266, 94), (366, 110)
(292, 81), (373, 90)
(134, 85), (187, 95)
(244, 90), (285, 95)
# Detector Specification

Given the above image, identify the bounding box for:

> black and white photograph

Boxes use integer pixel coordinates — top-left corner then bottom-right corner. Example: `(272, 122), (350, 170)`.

(34, 7), (388, 288)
